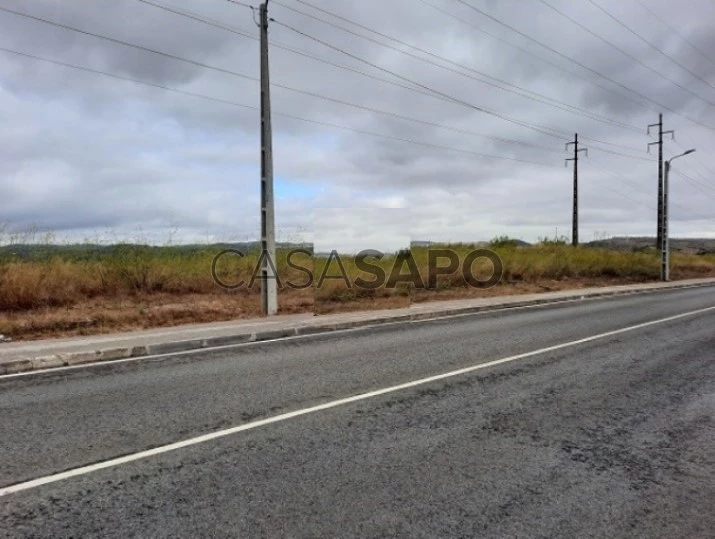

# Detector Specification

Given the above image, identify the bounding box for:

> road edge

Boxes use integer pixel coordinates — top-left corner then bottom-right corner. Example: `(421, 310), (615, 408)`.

(2, 280), (714, 375)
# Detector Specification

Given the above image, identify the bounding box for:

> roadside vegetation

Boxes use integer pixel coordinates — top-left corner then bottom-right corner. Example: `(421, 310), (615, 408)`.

(1, 232), (714, 340)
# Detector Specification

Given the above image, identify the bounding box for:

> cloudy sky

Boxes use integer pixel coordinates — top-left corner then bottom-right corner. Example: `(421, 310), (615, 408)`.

(1, 0), (714, 251)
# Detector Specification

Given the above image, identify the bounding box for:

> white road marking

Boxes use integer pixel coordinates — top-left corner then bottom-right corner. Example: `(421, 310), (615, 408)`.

(0, 326), (370, 379)
(1, 286), (701, 379)
(1, 304), (713, 497)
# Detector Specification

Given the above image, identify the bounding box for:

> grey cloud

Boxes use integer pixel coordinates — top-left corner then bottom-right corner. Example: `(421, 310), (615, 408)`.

(1, 0), (714, 247)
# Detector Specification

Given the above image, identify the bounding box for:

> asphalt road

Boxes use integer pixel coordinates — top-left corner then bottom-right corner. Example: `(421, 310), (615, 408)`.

(1, 287), (714, 537)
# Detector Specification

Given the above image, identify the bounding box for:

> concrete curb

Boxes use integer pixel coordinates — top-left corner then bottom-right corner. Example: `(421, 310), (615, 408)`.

(2, 280), (714, 375)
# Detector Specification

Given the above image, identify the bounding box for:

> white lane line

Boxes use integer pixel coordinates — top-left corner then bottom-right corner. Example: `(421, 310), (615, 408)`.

(0, 326), (371, 379)
(1, 304), (714, 498)
(3, 285), (706, 379)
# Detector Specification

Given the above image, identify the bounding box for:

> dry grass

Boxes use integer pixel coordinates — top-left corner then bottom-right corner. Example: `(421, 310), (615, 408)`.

(1, 243), (714, 341)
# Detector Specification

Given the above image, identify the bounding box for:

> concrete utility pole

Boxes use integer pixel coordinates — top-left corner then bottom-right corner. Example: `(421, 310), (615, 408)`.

(648, 114), (674, 251)
(259, 0), (277, 315)
(661, 148), (696, 282)
(566, 133), (588, 247)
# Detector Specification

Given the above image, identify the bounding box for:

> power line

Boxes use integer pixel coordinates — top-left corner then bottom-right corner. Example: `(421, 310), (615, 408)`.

(452, 0), (715, 132)
(673, 157), (715, 190)
(575, 135), (648, 153)
(672, 171), (715, 201)
(145, 0), (657, 157)
(271, 84), (563, 153)
(134, 0), (565, 154)
(691, 158), (715, 179)
(0, 46), (558, 167)
(139, 0), (705, 160)
(4, 45), (709, 231)
(420, 0), (656, 117)
(572, 153), (710, 230)
(272, 0), (642, 133)
(3, 7), (678, 166)
(2, 4), (564, 154)
(675, 134), (715, 173)
(669, 153), (715, 192)
(586, 0), (715, 93)
(270, 48), (567, 150)
(138, 0), (487, 113)
(225, 0), (256, 8)
(587, 159), (659, 212)
(135, 0), (577, 146)
(589, 159), (653, 203)
(538, 0), (715, 107)
(0, 46), (258, 109)
(5, 4), (709, 210)
(670, 139), (715, 199)
(135, 0), (257, 39)
(590, 158), (714, 227)
(636, 0), (715, 68)
(590, 157), (714, 223)
(271, 19), (570, 141)
(273, 119), (559, 167)
(0, 5), (257, 82)
(590, 147), (656, 162)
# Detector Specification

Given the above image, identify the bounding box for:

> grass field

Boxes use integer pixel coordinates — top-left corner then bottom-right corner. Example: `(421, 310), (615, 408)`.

(1, 240), (714, 340)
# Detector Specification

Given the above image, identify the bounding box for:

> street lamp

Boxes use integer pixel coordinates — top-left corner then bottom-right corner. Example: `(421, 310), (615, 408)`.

(661, 149), (696, 281)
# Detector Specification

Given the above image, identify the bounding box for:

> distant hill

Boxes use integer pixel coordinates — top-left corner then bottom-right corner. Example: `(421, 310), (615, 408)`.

(412, 239), (532, 248)
(0, 242), (314, 261)
(587, 237), (715, 254)
(511, 239), (532, 248)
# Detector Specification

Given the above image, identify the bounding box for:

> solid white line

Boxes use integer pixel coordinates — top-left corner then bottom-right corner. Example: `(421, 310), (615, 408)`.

(1, 304), (713, 498)
(2, 285), (702, 379)
(0, 326), (369, 379)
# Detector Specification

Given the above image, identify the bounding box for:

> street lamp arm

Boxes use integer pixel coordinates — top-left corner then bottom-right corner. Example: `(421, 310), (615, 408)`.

(668, 148), (696, 165)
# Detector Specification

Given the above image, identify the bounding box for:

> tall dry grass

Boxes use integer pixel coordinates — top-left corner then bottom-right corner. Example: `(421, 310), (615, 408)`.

(1, 241), (714, 314)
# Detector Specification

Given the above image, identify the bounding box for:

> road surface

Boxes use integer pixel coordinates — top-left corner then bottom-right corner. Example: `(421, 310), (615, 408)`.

(1, 287), (714, 537)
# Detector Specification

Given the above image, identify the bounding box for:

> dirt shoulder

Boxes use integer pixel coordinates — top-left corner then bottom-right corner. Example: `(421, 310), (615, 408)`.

(0, 277), (689, 341)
